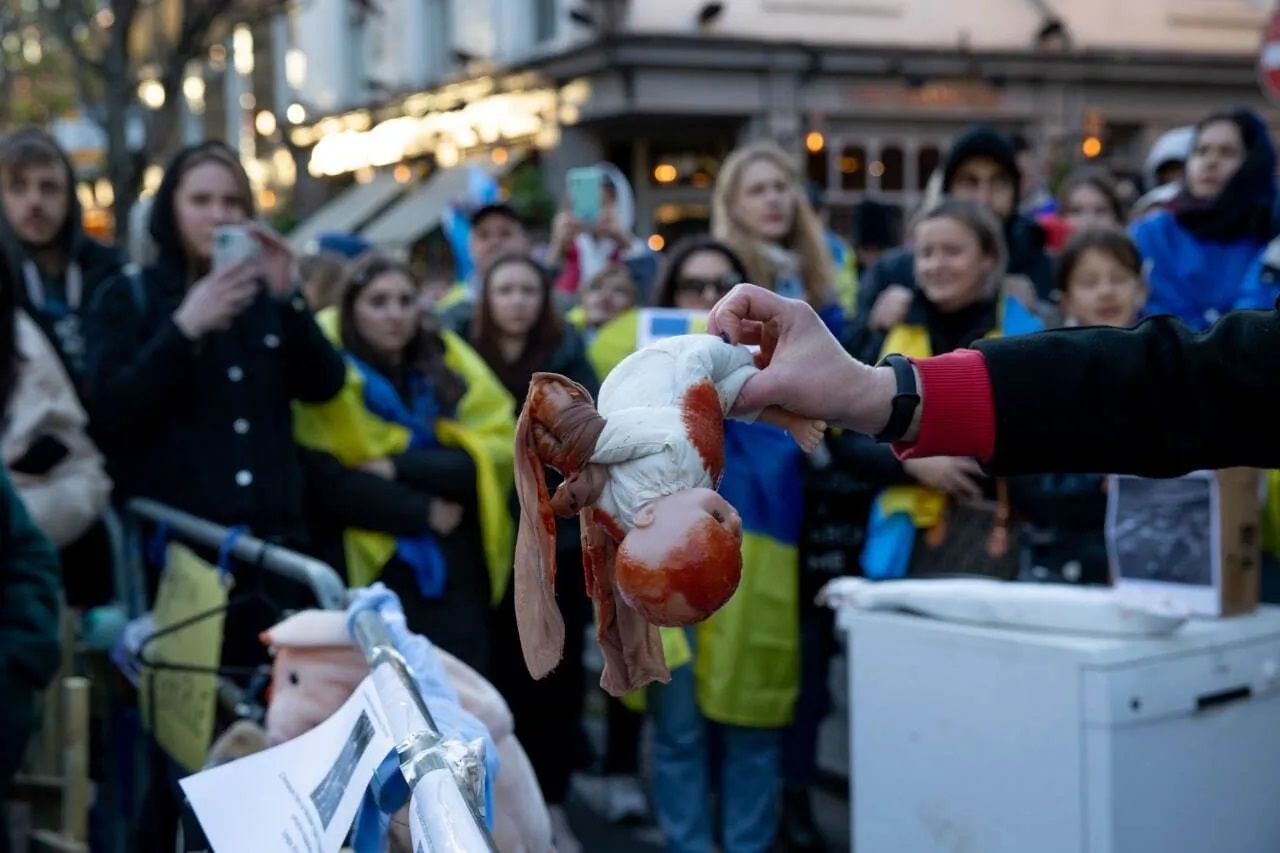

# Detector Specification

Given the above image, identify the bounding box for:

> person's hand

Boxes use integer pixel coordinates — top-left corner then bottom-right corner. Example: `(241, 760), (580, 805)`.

(549, 209), (586, 255)
(707, 284), (897, 435)
(428, 499), (464, 536)
(249, 224), (296, 296)
(594, 204), (632, 245)
(902, 457), (986, 498)
(173, 258), (261, 339)
(868, 284), (913, 331)
(360, 457), (396, 480)
(1002, 274), (1038, 312)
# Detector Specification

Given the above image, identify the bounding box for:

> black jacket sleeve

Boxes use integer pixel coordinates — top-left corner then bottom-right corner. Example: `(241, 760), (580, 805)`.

(300, 448), (430, 538)
(828, 431), (914, 488)
(390, 449), (478, 502)
(975, 308), (1280, 477)
(275, 292), (346, 404)
(82, 274), (203, 450)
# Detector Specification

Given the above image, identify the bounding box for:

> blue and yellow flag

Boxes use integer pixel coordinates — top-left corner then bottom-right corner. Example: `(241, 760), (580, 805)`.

(293, 308), (516, 604)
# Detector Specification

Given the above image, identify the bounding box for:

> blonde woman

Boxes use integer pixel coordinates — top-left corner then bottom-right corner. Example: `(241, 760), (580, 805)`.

(711, 139), (844, 336)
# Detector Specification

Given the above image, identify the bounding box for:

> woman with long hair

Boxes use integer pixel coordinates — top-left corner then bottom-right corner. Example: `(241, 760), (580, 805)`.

(711, 139), (843, 335)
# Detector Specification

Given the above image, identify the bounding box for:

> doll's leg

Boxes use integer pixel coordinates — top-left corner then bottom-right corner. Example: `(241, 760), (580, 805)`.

(758, 406), (826, 452)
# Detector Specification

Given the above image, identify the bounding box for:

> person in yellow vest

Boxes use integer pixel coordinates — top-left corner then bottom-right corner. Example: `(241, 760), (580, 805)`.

(292, 253), (515, 675)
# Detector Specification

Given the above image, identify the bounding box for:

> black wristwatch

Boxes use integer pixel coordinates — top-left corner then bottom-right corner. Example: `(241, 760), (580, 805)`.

(873, 353), (921, 443)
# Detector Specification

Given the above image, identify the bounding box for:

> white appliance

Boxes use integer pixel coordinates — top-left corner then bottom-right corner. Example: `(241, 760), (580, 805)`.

(839, 606), (1280, 853)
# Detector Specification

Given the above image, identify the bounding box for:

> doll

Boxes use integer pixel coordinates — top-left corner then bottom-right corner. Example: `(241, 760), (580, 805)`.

(514, 333), (823, 696)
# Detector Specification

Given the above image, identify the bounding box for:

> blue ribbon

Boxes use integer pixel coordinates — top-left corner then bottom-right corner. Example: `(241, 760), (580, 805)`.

(217, 525), (249, 582)
(146, 522), (170, 569)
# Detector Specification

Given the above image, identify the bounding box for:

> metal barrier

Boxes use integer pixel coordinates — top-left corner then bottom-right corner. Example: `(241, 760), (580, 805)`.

(124, 498), (348, 610)
(116, 498), (496, 851)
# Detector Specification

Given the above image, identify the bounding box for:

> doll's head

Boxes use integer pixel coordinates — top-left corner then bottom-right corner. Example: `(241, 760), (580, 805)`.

(613, 487), (744, 626)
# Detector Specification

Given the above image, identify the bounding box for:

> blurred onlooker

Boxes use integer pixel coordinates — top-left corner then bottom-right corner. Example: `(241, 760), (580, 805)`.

(1132, 108), (1277, 331)
(712, 139), (843, 335)
(0, 237), (110, 612)
(1057, 169), (1124, 234)
(294, 253), (515, 674)
(1008, 227), (1148, 587)
(436, 203), (531, 330)
(1038, 168), (1126, 252)
(852, 199), (896, 279)
(644, 235), (809, 853)
(83, 140), (346, 669)
(1130, 125), (1195, 221)
(0, 464), (61, 853)
(547, 164), (656, 299)
(296, 251), (348, 313)
(574, 263), (637, 340)
(852, 125), (1056, 347)
(0, 128), (127, 390)
(1011, 131), (1056, 219)
(462, 252), (596, 852)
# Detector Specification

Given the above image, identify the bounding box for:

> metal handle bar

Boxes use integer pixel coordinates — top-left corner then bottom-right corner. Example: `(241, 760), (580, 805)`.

(126, 498), (348, 611)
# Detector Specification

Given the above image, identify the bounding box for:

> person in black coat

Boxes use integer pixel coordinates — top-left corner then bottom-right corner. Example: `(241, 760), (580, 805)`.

(82, 141), (345, 671)
(706, 283), (1280, 476)
(0, 128), (128, 390)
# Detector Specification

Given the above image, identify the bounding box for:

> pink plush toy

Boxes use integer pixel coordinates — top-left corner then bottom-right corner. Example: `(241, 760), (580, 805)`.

(259, 610), (552, 853)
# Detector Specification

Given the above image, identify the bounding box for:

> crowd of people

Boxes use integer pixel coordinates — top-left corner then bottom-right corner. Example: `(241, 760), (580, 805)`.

(0, 104), (1275, 853)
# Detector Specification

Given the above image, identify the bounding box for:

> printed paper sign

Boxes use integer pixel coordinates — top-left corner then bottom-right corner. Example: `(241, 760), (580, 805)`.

(141, 542), (229, 773)
(634, 308), (708, 350)
(180, 675), (395, 853)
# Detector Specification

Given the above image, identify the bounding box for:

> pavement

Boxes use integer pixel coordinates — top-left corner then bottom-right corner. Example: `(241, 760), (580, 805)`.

(562, 647), (854, 851)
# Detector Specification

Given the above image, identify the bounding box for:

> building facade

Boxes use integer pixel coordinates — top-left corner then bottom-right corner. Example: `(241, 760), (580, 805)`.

(280, 0), (1278, 253)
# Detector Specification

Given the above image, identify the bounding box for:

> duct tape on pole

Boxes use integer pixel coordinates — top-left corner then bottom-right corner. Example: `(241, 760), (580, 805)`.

(1259, 9), (1280, 106)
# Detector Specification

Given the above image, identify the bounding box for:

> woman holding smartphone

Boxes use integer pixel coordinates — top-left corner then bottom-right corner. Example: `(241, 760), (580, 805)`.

(82, 141), (346, 656)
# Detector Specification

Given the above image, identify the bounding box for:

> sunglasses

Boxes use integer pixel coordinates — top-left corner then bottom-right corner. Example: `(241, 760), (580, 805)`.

(675, 274), (739, 296)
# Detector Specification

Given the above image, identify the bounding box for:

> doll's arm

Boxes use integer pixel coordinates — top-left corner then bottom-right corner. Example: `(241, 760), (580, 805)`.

(550, 463), (609, 516)
(757, 405), (826, 453)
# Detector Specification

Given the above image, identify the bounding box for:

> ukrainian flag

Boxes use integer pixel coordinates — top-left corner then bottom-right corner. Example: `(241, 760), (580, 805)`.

(693, 418), (802, 727)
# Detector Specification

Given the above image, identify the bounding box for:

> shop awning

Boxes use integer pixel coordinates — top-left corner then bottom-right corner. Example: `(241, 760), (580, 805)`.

(358, 152), (522, 255)
(287, 172), (410, 252)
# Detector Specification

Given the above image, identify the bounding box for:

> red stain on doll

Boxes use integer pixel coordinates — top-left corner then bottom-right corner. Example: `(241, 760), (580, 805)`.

(681, 380), (725, 485)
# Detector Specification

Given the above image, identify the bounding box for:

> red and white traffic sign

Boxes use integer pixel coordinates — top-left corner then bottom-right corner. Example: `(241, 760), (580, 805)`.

(1259, 10), (1280, 106)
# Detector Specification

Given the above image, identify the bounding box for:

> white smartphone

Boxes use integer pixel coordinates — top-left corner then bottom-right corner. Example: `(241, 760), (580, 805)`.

(213, 225), (261, 271)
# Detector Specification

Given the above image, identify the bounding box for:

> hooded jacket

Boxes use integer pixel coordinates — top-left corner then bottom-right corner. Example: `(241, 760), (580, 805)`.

(0, 129), (127, 387)
(848, 125), (1054, 356)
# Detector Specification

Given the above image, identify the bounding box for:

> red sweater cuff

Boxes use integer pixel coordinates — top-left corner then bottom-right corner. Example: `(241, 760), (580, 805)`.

(892, 349), (996, 463)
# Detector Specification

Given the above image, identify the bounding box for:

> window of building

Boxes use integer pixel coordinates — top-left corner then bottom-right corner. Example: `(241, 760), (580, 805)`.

(807, 146), (828, 189)
(916, 145), (940, 190)
(877, 145), (904, 192)
(839, 144), (867, 192)
(534, 0), (559, 43)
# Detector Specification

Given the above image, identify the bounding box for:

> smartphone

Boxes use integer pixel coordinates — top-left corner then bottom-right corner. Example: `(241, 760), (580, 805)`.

(213, 225), (262, 272)
(10, 434), (70, 476)
(566, 167), (603, 223)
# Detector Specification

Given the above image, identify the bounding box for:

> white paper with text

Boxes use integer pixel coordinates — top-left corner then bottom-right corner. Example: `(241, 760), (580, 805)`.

(180, 674), (394, 853)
